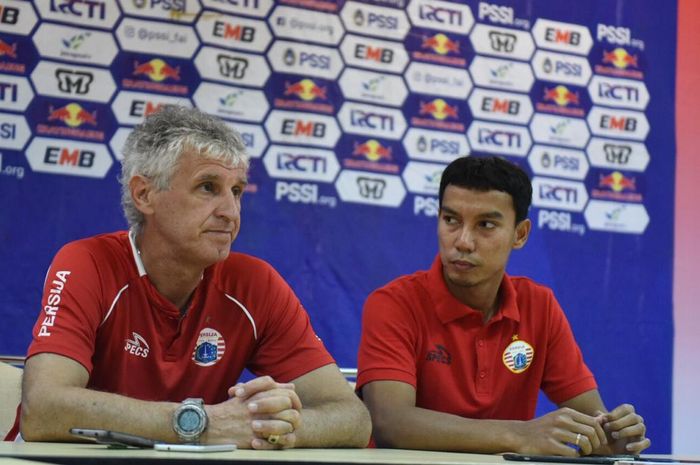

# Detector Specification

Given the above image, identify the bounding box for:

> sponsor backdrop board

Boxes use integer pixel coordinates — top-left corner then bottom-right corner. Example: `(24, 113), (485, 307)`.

(0, 0), (675, 451)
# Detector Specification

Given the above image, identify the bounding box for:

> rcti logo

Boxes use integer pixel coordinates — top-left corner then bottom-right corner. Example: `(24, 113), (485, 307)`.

(420, 99), (458, 120)
(353, 139), (392, 162)
(543, 85), (579, 107)
(0, 39), (17, 59)
(284, 79), (327, 101)
(602, 48), (638, 69)
(48, 103), (97, 127)
(62, 32), (91, 50)
(599, 171), (635, 192)
(422, 33), (460, 55)
(133, 59), (180, 82)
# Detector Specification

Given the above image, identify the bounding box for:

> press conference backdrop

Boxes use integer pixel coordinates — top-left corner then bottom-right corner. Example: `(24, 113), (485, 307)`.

(0, 0), (675, 452)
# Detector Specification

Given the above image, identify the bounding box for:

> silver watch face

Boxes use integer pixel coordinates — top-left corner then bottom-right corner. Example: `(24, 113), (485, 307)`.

(178, 409), (202, 433)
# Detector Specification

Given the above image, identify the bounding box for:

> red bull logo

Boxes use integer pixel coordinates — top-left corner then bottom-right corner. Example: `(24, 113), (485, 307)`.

(284, 79), (327, 102)
(599, 171), (635, 192)
(420, 99), (458, 121)
(543, 85), (579, 107)
(48, 103), (98, 128)
(133, 58), (181, 82)
(353, 139), (392, 162)
(421, 33), (460, 55)
(0, 39), (17, 59)
(602, 48), (638, 69)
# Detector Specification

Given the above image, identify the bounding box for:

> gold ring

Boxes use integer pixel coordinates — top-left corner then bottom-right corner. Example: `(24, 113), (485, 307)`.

(575, 433), (582, 446)
(267, 434), (280, 445)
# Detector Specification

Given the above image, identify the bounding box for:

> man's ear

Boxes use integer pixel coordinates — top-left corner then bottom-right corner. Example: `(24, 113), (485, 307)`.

(129, 175), (156, 216)
(512, 218), (531, 250)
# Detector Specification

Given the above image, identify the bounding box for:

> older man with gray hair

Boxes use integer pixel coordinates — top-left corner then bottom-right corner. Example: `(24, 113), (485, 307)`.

(16, 106), (370, 448)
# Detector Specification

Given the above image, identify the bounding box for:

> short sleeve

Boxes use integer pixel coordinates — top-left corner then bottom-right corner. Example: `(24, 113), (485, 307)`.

(26, 241), (106, 373)
(540, 291), (597, 404)
(245, 265), (334, 382)
(356, 287), (420, 391)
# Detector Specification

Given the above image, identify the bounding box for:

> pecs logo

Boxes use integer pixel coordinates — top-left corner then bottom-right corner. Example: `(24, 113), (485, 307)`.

(529, 113), (590, 149)
(584, 200), (649, 235)
(469, 56), (534, 93)
(124, 332), (150, 358)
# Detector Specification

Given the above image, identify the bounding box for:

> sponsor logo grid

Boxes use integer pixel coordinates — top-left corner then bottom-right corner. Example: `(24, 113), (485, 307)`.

(1, 1), (653, 233)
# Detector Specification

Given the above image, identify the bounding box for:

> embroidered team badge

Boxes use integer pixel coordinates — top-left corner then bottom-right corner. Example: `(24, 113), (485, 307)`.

(502, 335), (534, 374)
(192, 327), (225, 367)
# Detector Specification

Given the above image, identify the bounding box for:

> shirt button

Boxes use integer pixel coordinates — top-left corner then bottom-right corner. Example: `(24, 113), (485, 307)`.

(479, 371), (486, 379)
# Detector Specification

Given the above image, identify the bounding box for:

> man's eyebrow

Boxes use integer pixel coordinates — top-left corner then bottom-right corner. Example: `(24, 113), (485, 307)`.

(195, 173), (248, 186)
(480, 211), (505, 219)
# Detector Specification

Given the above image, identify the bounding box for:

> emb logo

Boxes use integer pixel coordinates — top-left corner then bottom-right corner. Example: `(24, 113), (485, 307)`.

(44, 146), (96, 168)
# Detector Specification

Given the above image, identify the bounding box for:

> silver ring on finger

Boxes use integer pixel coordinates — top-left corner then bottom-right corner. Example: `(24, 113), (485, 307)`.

(575, 433), (582, 446)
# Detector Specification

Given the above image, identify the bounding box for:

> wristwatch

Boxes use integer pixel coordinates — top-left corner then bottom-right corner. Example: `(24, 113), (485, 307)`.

(172, 398), (208, 443)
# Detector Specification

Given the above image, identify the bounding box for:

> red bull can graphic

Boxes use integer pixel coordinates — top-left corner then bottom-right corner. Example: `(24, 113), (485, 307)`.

(284, 79), (327, 101)
(543, 85), (580, 107)
(133, 58), (181, 82)
(353, 139), (392, 162)
(0, 39), (17, 59)
(602, 48), (638, 69)
(48, 103), (98, 128)
(420, 99), (459, 120)
(599, 171), (636, 192)
(422, 33), (460, 55)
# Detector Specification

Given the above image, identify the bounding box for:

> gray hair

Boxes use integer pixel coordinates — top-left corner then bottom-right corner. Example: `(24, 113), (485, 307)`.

(120, 105), (249, 232)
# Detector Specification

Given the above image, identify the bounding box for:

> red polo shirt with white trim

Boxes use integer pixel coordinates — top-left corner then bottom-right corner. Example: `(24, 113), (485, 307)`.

(357, 255), (596, 420)
(26, 230), (333, 403)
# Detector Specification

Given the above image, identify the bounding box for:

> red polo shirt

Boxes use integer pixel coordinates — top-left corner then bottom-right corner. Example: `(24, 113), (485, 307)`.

(357, 255), (596, 420)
